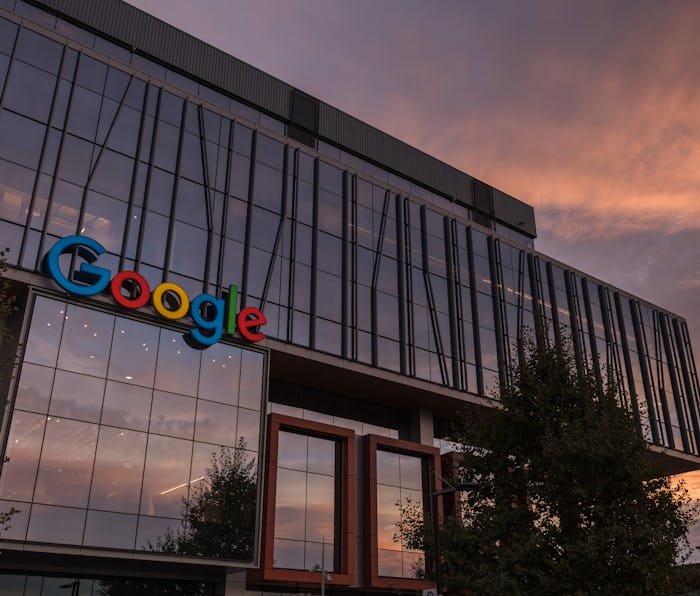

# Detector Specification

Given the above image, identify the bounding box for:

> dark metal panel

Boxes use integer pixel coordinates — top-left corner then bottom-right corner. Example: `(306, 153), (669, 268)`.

(492, 188), (537, 238)
(30, 0), (292, 116)
(319, 104), (473, 205)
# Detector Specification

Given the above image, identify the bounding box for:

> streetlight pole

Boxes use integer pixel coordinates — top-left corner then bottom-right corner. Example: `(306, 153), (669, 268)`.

(430, 481), (477, 594)
(312, 536), (332, 596)
(321, 536), (326, 596)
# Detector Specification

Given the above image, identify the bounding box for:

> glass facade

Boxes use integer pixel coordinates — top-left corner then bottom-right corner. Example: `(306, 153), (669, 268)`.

(0, 10), (696, 459)
(0, 1), (699, 593)
(0, 295), (265, 560)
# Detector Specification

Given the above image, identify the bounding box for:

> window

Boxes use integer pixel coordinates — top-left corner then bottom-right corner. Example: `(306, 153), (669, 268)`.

(0, 295), (265, 562)
(364, 434), (440, 590)
(255, 414), (355, 586)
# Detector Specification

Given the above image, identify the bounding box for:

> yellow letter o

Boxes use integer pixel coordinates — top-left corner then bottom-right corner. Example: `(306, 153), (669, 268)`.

(152, 282), (190, 319)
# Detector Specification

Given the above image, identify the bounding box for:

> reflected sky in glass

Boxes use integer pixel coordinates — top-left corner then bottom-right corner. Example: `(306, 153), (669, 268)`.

(273, 431), (337, 571)
(376, 449), (426, 578)
(4, 296), (264, 560)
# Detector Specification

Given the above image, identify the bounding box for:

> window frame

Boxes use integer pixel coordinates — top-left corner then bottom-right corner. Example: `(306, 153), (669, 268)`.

(253, 413), (356, 586)
(363, 433), (441, 591)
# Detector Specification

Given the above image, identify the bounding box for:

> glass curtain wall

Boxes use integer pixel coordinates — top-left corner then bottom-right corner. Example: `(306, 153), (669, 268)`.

(0, 295), (265, 561)
(0, 12), (698, 455)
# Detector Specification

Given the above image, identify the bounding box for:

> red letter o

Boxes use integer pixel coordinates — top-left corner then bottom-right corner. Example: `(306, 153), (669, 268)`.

(110, 271), (151, 309)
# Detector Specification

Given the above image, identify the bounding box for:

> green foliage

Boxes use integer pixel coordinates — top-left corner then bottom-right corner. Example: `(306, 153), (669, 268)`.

(0, 247), (16, 319)
(400, 338), (697, 595)
(0, 247), (19, 401)
(0, 248), (19, 538)
(99, 440), (256, 595)
(152, 439), (258, 560)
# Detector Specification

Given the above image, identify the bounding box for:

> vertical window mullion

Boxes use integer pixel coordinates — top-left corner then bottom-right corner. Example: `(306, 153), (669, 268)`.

(162, 97), (188, 282)
(134, 85), (162, 271)
(119, 77), (150, 272)
(34, 50), (83, 271)
(18, 41), (67, 267)
(466, 226), (484, 395)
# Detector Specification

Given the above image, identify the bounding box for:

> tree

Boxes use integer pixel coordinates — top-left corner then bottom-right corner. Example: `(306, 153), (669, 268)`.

(0, 247), (18, 391)
(400, 338), (698, 595)
(153, 439), (258, 560)
(98, 440), (257, 596)
(0, 248), (19, 536)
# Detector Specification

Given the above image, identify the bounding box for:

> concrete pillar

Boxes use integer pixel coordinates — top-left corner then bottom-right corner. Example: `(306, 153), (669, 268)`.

(408, 407), (434, 446)
(219, 570), (247, 596)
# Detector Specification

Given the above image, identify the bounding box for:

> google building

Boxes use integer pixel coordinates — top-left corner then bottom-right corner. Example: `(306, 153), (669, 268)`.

(0, 1), (699, 594)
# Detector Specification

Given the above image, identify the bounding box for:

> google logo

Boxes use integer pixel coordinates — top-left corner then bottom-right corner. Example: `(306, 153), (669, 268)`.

(42, 235), (266, 348)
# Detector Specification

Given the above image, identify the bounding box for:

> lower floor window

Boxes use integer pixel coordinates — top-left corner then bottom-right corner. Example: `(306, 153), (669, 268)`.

(258, 414), (356, 586)
(364, 434), (440, 590)
(273, 430), (338, 571)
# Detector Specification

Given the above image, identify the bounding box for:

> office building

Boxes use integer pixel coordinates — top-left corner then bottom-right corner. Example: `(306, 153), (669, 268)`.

(0, 1), (698, 593)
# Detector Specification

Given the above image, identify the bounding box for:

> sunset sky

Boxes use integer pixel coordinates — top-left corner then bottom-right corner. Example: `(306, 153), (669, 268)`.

(123, 0), (700, 555)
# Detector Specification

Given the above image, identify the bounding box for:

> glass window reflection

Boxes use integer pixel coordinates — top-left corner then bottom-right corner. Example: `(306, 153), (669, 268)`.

(83, 510), (138, 550)
(26, 504), (85, 545)
(140, 434), (191, 518)
(154, 329), (200, 396)
(57, 304), (113, 376)
(194, 399), (237, 446)
(376, 449), (426, 579)
(273, 430), (338, 571)
(101, 381), (152, 431)
(0, 411), (46, 502)
(5, 297), (264, 561)
(108, 317), (159, 387)
(150, 391), (196, 440)
(90, 427), (146, 514)
(34, 417), (98, 508)
(198, 343), (241, 405)
(49, 370), (104, 423)
(14, 363), (54, 414)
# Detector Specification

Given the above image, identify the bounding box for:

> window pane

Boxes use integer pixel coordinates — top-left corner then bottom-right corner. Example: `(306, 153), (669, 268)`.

(307, 436), (336, 475)
(194, 400), (237, 446)
(399, 454), (423, 491)
(170, 220), (207, 279)
(274, 467), (306, 541)
(3, 59), (56, 121)
(238, 350), (264, 410)
(154, 329), (200, 396)
(198, 343), (241, 405)
(14, 363), (54, 414)
(0, 411), (46, 501)
(140, 434), (191, 518)
(108, 317), (159, 387)
(34, 417), (98, 508)
(90, 150), (134, 203)
(0, 110), (44, 169)
(90, 427), (146, 514)
(49, 370), (105, 423)
(15, 28), (62, 73)
(277, 431), (307, 471)
(376, 484), (401, 550)
(57, 304), (114, 377)
(101, 381), (152, 431)
(305, 472), (335, 542)
(150, 391), (196, 440)
(273, 538), (305, 569)
(26, 504), (86, 545)
(236, 407), (260, 452)
(83, 510), (138, 550)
